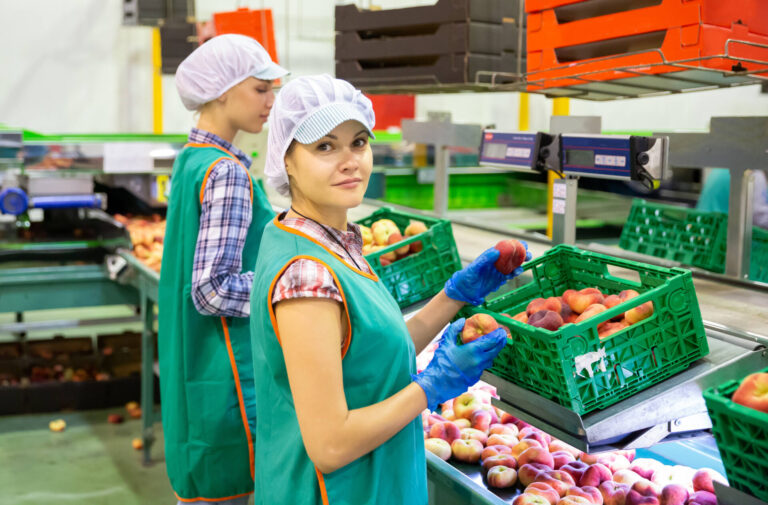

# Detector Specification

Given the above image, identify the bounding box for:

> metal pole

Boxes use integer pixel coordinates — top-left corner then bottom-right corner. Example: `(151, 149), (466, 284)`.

(434, 143), (449, 217)
(725, 170), (754, 278)
(141, 293), (156, 465)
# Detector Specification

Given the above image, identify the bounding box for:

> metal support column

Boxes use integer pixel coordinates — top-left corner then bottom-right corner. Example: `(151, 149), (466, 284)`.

(140, 289), (156, 466)
(434, 142), (449, 217)
(726, 169), (755, 278)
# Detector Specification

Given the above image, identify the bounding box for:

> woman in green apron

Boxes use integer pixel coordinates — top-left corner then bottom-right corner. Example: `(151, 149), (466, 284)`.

(159, 34), (287, 504)
(251, 74), (530, 504)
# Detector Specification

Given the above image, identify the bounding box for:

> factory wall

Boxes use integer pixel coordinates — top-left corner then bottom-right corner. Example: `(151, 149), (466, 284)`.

(1, 0), (767, 137)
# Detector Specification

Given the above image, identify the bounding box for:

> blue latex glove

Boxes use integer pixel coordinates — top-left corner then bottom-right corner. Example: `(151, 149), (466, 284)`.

(412, 318), (508, 411)
(445, 244), (532, 305)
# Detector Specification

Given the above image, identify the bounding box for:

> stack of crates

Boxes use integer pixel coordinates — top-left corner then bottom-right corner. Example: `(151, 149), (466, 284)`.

(619, 198), (768, 283)
(525, 0), (768, 99)
(335, 0), (526, 88)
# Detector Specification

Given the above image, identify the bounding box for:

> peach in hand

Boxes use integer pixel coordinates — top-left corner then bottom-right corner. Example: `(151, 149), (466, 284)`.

(425, 437), (452, 460)
(494, 239), (528, 275)
(451, 438), (483, 463)
(461, 313), (501, 344)
(487, 465), (518, 488)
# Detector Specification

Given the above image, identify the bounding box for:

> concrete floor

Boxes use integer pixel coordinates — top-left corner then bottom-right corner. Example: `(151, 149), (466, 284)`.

(0, 407), (173, 505)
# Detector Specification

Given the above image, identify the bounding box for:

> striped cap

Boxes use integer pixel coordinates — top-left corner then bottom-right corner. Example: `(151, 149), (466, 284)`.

(294, 102), (376, 144)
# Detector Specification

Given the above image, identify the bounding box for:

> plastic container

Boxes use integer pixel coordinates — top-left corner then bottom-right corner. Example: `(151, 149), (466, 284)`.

(703, 368), (768, 501)
(357, 207), (461, 308)
(460, 244), (708, 414)
(619, 198), (768, 282)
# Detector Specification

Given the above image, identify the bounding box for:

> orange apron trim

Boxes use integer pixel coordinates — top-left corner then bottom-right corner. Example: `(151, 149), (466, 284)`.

(273, 215), (379, 282)
(174, 490), (253, 503)
(315, 466), (331, 505)
(221, 317), (256, 481)
(267, 255), (354, 359)
(186, 143), (254, 204)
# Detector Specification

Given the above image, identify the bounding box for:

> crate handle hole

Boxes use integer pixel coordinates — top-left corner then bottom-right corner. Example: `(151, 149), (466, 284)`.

(604, 266), (642, 288)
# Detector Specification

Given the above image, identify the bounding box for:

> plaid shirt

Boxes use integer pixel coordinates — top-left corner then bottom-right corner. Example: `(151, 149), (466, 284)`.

(272, 214), (371, 305)
(189, 128), (255, 318)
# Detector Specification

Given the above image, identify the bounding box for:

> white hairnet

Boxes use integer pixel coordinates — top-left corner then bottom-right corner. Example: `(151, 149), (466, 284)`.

(265, 74), (376, 196)
(175, 34), (288, 111)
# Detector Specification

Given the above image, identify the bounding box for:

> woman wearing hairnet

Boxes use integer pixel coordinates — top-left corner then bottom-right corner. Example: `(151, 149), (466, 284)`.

(249, 74), (530, 504)
(158, 34), (287, 504)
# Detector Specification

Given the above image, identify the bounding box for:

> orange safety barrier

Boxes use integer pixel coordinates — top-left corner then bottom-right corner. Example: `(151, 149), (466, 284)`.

(212, 7), (279, 64)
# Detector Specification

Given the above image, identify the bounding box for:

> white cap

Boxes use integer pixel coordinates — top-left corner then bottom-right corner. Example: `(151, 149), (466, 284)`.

(265, 74), (376, 196)
(175, 34), (289, 111)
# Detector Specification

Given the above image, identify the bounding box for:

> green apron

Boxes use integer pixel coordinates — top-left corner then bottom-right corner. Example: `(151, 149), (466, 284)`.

(250, 216), (427, 505)
(158, 143), (274, 501)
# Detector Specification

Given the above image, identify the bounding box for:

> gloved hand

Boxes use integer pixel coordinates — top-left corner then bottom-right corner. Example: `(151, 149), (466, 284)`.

(444, 245), (532, 305)
(412, 318), (508, 411)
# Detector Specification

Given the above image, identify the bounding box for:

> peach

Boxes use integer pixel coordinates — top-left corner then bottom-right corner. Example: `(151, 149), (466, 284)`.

(659, 484), (688, 505)
(624, 301), (654, 325)
(606, 455), (632, 473)
(490, 423), (519, 438)
(519, 426), (552, 444)
(519, 463), (553, 487)
(513, 493), (552, 505)
(404, 220), (427, 253)
(379, 256), (392, 266)
(379, 248), (397, 262)
(451, 438), (483, 463)
(511, 438), (544, 458)
(552, 450), (577, 469)
(132, 437), (144, 450)
(461, 313), (500, 344)
(527, 297), (562, 317)
(691, 468), (726, 494)
(550, 439), (582, 459)
(599, 321), (628, 339)
(371, 219), (398, 245)
(626, 479), (661, 505)
(359, 225), (373, 246)
(429, 421), (461, 443)
(487, 465), (518, 488)
(425, 437), (452, 461)
(732, 372), (768, 413)
(599, 481), (631, 505)
(629, 459), (663, 480)
(500, 412), (520, 425)
(387, 231), (410, 257)
(518, 446), (555, 469)
(536, 469), (576, 497)
(426, 413), (448, 426)
(561, 461), (591, 484)
(686, 491), (717, 505)
(460, 427), (488, 445)
(48, 419), (66, 432)
(487, 434), (518, 448)
(526, 481), (561, 505)
(613, 470), (642, 487)
(442, 409), (456, 421)
(580, 452), (607, 465)
(580, 464), (613, 488)
(523, 432), (553, 450)
(575, 304), (608, 325)
(481, 445), (513, 461)
(454, 418), (471, 429)
(559, 299), (575, 324)
(564, 288), (605, 314)
(529, 310), (564, 331)
(558, 497), (593, 505)
(604, 295), (622, 310)
(619, 450), (636, 463)
(483, 454), (518, 473)
(567, 486), (604, 505)
(453, 392), (483, 420)
(511, 311), (529, 323)
(494, 239), (527, 275)
(650, 466), (694, 489)
(471, 409), (494, 433)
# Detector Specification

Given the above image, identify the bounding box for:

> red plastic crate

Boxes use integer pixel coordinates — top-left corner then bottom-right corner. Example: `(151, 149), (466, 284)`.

(366, 95), (415, 130)
(213, 8), (278, 64)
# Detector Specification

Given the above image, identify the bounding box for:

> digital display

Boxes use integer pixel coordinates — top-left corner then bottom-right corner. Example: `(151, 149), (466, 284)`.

(483, 142), (507, 159)
(566, 149), (594, 167)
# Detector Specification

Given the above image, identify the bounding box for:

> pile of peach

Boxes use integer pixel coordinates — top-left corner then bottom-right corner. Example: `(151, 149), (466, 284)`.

(503, 288), (655, 340)
(360, 218), (427, 266)
(115, 214), (165, 272)
(423, 389), (723, 505)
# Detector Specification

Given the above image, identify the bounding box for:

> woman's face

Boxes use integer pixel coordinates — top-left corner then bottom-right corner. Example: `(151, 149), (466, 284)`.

(221, 77), (275, 134)
(285, 120), (373, 211)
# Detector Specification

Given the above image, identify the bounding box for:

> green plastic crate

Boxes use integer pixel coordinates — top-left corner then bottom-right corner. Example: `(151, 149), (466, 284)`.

(460, 245), (709, 415)
(619, 198), (768, 282)
(751, 227), (768, 283)
(703, 368), (768, 501)
(356, 207), (461, 309)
